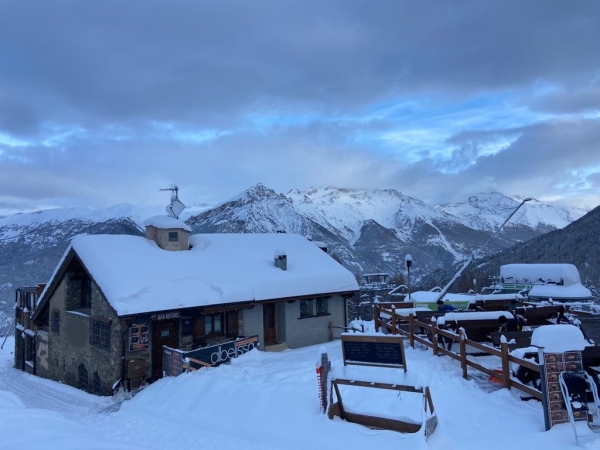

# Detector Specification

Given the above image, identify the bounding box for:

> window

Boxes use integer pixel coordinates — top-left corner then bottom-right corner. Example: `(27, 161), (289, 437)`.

(204, 313), (224, 336)
(90, 319), (111, 352)
(51, 310), (60, 334)
(181, 318), (193, 336)
(168, 231), (179, 242)
(299, 299), (313, 318)
(299, 297), (330, 318)
(315, 297), (329, 315)
(78, 364), (89, 390)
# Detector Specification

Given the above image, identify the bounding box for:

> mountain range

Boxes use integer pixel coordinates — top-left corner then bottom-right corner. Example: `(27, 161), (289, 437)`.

(0, 183), (588, 332)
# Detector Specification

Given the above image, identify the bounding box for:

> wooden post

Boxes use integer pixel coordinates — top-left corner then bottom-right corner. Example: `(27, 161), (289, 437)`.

(408, 313), (415, 348)
(374, 304), (379, 332)
(425, 386), (435, 414)
(391, 308), (397, 335)
(460, 329), (468, 379)
(432, 319), (439, 356)
(501, 342), (511, 390)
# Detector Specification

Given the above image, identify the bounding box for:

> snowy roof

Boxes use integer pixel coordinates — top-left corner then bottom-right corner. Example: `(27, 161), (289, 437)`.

(500, 264), (582, 286)
(50, 233), (358, 316)
(409, 291), (522, 303)
(143, 215), (191, 232)
(531, 324), (589, 352)
(528, 282), (592, 300)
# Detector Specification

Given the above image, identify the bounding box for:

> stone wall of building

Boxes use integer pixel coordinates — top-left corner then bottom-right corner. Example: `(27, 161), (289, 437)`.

(35, 330), (49, 378)
(147, 226), (189, 251)
(38, 273), (125, 396)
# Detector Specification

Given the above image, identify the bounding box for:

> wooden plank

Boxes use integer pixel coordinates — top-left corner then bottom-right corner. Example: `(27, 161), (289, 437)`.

(509, 380), (543, 399)
(333, 378), (424, 393)
(466, 358), (496, 377)
(508, 354), (539, 372)
(489, 331), (533, 347)
(341, 411), (422, 434)
(425, 386), (435, 414)
(501, 343), (511, 389)
(578, 317), (600, 343)
(333, 381), (345, 419)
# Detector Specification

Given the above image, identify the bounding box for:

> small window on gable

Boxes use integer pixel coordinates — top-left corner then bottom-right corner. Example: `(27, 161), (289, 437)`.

(168, 232), (179, 242)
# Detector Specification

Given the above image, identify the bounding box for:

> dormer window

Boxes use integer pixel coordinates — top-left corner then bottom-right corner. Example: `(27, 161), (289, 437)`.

(168, 232), (179, 242)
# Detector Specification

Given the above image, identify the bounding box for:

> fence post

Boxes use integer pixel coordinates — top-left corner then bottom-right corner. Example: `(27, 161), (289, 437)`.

(460, 329), (468, 379)
(408, 313), (415, 348)
(391, 308), (397, 335)
(432, 319), (439, 356)
(501, 342), (511, 389)
(374, 304), (379, 332)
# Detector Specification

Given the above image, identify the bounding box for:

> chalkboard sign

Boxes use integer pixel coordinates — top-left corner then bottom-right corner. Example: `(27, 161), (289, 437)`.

(341, 334), (406, 370)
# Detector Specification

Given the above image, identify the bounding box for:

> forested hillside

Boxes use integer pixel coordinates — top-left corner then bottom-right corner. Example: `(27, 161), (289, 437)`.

(424, 205), (600, 296)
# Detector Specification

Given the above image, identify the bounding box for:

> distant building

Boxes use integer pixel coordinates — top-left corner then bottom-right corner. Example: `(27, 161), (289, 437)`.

(499, 263), (593, 302)
(21, 216), (358, 395)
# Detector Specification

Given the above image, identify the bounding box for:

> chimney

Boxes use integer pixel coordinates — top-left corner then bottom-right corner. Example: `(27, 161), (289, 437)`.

(274, 249), (287, 271)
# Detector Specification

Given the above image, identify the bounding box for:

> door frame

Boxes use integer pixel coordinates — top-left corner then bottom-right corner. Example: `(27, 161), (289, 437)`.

(263, 302), (278, 346)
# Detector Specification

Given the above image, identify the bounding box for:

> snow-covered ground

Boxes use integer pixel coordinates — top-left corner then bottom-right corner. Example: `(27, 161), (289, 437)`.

(1, 334), (599, 450)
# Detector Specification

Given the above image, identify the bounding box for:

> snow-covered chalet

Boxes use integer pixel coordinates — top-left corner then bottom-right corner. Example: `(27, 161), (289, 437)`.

(27, 216), (358, 395)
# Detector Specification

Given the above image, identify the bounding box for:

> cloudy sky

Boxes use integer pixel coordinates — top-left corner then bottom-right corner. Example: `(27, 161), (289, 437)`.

(1, 1), (599, 214)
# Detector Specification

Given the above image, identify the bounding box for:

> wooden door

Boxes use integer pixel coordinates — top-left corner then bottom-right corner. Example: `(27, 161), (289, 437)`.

(263, 303), (277, 346)
(152, 321), (179, 380)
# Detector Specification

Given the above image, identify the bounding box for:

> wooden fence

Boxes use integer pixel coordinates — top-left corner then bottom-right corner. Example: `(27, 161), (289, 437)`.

(373, 302), (542, 400)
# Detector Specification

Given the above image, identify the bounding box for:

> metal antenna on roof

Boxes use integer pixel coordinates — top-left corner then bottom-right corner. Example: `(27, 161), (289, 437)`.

(160, 185), (186, 219)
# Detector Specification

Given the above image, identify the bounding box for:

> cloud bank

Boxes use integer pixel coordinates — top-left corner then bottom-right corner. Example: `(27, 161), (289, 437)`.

(0, 1), (599, 213)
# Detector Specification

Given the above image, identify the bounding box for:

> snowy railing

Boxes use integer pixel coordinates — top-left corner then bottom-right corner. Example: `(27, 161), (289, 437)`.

(376, 304), (542, 400)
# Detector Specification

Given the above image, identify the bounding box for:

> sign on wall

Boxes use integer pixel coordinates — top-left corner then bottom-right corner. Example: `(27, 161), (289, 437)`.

(129, 321), (150, 352)
(185, 335), (259, 369)
(151, 311), (180, 321)
(161, 336), (260, 376)
(341, 334), (406, 371)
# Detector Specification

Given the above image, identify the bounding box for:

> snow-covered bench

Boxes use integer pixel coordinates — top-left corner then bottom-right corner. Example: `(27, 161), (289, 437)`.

(489, 330), (533, 351)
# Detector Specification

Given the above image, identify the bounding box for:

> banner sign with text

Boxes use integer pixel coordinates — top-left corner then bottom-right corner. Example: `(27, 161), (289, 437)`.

(163, 336), (259, 376)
